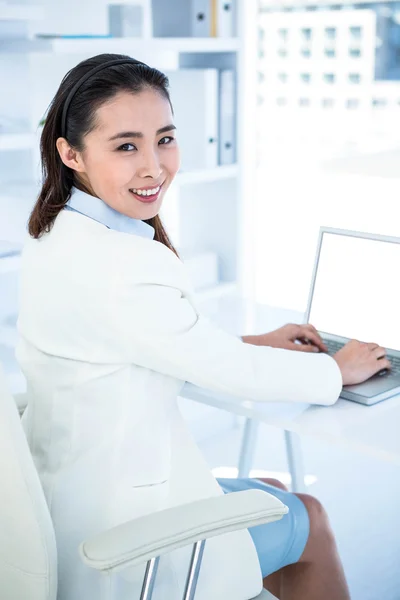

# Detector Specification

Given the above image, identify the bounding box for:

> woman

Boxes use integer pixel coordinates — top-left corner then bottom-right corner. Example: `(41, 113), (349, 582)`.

(16, 54), (389, 600)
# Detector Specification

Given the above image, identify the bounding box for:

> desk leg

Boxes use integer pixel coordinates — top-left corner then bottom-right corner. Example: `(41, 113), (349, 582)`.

(237, 418), (259, 478)
(284, 431), (306, 493)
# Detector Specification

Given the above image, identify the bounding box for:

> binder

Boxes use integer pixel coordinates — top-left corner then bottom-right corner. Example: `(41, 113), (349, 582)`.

(166, 69), (219, 171)
(193, 0), (213, 37)
(151, 0), (212, 37)
(217, 0), (236, 37)
(108, 5), (144, 37)
(218, 69), (236, 165)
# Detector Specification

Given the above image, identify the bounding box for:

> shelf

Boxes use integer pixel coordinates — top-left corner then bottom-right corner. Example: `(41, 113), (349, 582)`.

(176, 165), (238, 185)
(0, 133), (36, 151)
(196, 281), (237, 302)
(0, 3), (43, 21)
(0, 168), (237, 194)
(43, 36), (239, 55)
(1, 36), (238, 55)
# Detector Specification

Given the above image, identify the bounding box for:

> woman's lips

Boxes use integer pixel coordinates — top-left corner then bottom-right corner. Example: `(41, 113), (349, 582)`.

(129, 184), (163, 203)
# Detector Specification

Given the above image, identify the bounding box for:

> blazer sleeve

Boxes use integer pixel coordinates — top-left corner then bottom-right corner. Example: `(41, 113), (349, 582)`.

(107, 239), (342, 406)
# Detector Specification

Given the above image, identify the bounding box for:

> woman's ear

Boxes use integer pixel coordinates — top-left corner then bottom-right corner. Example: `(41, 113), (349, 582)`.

(56, 137), (85, 173)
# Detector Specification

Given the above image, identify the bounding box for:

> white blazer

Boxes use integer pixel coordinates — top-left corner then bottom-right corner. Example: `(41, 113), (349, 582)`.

(16, 209), (342, 600)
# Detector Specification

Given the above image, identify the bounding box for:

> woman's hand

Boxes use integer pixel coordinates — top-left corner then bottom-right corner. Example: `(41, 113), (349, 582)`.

(243, 323), (327, 353)
(333, 340), (391, 386)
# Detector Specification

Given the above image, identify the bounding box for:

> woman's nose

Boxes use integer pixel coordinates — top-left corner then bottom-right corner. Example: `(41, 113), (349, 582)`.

(136, 148), (162, 179)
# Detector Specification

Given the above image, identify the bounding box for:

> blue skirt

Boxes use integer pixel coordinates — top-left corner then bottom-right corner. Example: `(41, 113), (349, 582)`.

(217, 478), (310, 578)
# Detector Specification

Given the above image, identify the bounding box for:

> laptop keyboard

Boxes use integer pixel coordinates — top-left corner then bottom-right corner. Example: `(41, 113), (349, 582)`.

(391, 356), (400, 375)
(324, 339), (345, 356)
(323, 339), (400, 375)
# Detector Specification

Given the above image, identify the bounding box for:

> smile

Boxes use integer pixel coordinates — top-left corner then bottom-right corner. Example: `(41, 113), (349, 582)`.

(130, 185), (161, 197)
(129, 183), (163, 203)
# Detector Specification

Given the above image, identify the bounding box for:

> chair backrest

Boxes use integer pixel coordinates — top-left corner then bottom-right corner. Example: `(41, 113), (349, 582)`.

(0, 363), (57, 600)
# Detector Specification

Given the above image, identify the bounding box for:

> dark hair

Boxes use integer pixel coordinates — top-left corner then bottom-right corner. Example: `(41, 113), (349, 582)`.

(28, 53), (178, 255)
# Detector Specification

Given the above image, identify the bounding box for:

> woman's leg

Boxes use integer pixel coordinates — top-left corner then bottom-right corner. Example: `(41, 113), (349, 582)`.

(259, 478), (285, 598)
(260, 478), (350, 600)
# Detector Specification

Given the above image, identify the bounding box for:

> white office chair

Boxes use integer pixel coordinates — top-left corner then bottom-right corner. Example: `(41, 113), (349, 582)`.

(0, 363), (283, 600)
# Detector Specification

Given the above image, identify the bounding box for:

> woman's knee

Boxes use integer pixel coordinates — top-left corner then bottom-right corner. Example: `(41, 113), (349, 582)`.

(295, 493), (336, 560)
(258, 477), (288, 492)
(296, 493), (332, 533)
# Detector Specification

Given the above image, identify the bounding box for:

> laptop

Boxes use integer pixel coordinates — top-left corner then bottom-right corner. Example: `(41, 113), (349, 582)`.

(305, 227), (400, 405)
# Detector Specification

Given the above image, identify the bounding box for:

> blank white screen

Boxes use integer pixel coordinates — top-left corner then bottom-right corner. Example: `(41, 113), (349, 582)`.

(309, 232), (400, 350)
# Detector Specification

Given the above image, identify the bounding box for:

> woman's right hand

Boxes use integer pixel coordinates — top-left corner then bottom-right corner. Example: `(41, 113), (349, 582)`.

(333, 339), (391, 386)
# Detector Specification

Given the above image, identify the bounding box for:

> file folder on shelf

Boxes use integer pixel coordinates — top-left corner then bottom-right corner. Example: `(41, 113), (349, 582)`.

(152, 0), (212, 37)
(216, 0), (236, 37)
(194, 0), (213, 37)
(218, 69), (236, 165)
(166, 69), (219, 171)
(108, 4), (144, 37)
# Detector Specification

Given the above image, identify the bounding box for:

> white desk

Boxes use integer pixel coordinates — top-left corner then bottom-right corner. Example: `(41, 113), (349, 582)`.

(182, 295), (400, 489)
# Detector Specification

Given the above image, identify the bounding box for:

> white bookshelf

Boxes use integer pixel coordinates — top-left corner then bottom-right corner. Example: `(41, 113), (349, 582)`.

(0, 0), (258, 304)
(48, 36), (239, 55)
(1, 36), (239, 55)
(176, 165), (238, 186)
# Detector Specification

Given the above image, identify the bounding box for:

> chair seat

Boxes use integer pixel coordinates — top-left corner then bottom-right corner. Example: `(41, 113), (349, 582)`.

(256, 590), (278, 599)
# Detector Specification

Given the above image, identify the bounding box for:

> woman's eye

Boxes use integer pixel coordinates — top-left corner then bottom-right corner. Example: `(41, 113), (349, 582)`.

(159, 136), (175, 145)
(118, 143), (136, 151)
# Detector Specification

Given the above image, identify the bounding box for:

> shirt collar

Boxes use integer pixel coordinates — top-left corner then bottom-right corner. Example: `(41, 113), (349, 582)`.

(65, 187), (155, 239)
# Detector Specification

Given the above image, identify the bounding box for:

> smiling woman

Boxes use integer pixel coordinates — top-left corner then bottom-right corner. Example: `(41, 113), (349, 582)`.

(17, 52), (353, 600)
(28, 53), (179, 254)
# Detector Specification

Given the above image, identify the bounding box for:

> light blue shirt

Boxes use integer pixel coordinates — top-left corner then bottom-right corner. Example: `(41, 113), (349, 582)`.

(65, 187), (155, 239)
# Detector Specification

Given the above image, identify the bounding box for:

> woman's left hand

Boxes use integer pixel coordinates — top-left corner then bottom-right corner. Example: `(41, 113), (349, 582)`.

(245, 324), (328, 353)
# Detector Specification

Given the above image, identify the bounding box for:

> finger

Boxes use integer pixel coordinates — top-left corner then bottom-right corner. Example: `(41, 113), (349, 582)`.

(285, 324), (305, 342)
(305, 323), (320, 336)
(296, 329), (326, 352)
(303, 323), (322, 338)
(287, 341), (320, 353)
(371, 357), (391, 375)
(301, 325), (328, 351)
(367, 342), (379, 351)
(298, 337), (320, 349)
(372, 346), (387, 360)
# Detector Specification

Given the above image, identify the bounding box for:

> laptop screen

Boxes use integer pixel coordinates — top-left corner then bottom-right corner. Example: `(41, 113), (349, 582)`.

(308, 231), (400, 351)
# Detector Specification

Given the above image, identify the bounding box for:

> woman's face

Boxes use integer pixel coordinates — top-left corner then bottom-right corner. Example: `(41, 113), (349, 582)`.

(63, 88), (180, 220)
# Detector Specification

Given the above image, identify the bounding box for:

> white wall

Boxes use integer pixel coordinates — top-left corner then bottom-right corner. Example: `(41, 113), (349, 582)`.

(254, 155), (400, 312)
